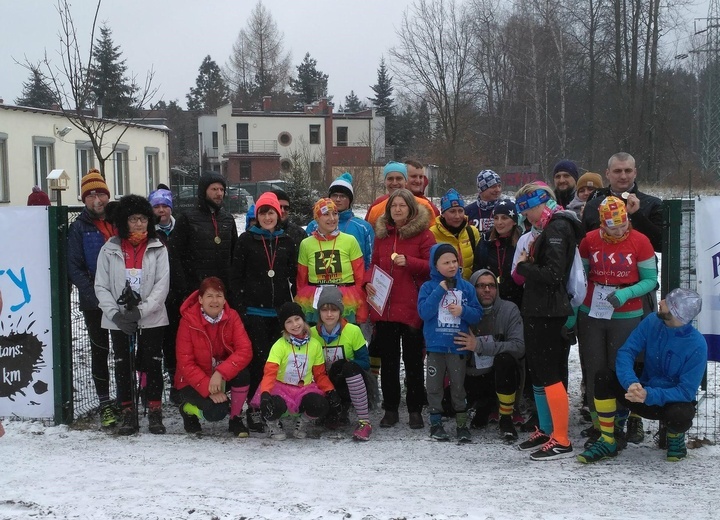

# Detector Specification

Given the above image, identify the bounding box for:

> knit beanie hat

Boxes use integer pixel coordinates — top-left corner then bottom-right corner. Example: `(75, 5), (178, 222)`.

(255, 191), (282, 217)
(383, 161), (408, 180)
(328, 172), (354, 202)
(27, 186), (51, 206)
(598, 196), (628, 228)
(313, 198), (337, 220)
(469, 268), (495, 288)
(492, 199), (518, 223)
(81, 169), (110, 202)
(666, 288), (702, 325)
(316, 285), (345, 314)
(148, 188), (173, 209)
(440, 188), (465, 213)
(476, 170), (501, 192)
(553, 160), (579, 181)
(278, 301), (305, 325)
(577, 172), (603, 191)
(271, 188), (289, 203)
(433, 243), (459, 266)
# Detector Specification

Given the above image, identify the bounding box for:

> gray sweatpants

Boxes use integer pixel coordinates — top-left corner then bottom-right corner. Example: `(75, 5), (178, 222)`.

(427, 352), (467, 414)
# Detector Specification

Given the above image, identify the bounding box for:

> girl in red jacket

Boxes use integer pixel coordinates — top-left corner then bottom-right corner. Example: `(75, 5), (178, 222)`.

(175, 277), (253, 436)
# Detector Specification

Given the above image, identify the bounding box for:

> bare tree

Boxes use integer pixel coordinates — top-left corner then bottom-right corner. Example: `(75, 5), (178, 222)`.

(26, 0), (157, 177)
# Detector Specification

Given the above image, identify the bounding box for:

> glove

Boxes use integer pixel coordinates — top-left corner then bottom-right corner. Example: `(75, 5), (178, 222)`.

(124, 307), (141, 324)
(326, 389), (342, 415)
(112, 312), (138, 336)
(606, 292), (622, 309)
(260, 392), (277, 421)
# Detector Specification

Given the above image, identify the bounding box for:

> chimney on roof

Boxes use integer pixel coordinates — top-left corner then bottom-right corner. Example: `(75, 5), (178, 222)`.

(262, 96), (272, 112)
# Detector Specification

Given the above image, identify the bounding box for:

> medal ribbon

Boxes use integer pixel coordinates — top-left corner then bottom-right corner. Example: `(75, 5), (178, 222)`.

(261, 236), (280, 275)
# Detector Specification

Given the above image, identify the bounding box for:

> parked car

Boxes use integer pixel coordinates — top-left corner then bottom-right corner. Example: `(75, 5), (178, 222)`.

(225, 186), (254, 214)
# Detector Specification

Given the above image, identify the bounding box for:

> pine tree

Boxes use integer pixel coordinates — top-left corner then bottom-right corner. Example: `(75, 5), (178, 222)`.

(186, 55), (230, 112)
(15, 68), (56, 109)
(289, 53), (329, 106)
(344, 90), (365, 112)
(89, 25), (137, 118)
(368, 58), (394, 117)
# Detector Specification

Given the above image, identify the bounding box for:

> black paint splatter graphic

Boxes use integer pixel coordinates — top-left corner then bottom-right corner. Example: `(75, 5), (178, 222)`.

(0, 331), (46, 401)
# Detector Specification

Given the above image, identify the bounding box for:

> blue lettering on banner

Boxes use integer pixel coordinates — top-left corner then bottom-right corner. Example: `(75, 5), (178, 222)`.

(0, 267), (32, 312)
(712, 251), (720, 280)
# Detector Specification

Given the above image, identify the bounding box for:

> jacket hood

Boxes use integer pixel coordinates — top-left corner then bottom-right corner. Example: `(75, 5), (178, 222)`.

(428, 243), (464, 282)
(180, 289), (232, 327)
(375, 205), (431, 240)
(197, 172), (227, 212)
(552, 209), (585, 241)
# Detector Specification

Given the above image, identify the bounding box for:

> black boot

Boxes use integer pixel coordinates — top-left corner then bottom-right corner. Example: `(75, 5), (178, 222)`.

(148, 407), (166, 434)
(229, 415), (250, 438)
(118, 407), (138, 436)
(246, 407), (265, 433)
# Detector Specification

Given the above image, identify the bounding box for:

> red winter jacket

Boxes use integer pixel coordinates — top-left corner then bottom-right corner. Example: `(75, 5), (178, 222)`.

(174, 290), (253, 397)
(365, 207), (435, 329)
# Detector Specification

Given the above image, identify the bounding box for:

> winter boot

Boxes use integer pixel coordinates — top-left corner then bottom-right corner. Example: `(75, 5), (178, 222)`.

(229, 415), (249, 438)
(499, 414), (518, 442)
(666, 431), (687, 462)
(180, 403), (202, 434)
(408, 411), (424, 429)
(654, 421), (668, 449)
(266, 419), (287, 441)
(293, 415), (308, 439)
(247, 407), (265, 433)
(148, 407), (166, 434)
(626, 415), (645, 444)
(100, 404), (118, 428)
(117, 407), (138, 436)
(456, 412), (471, 443)
(353, 420), (372, 441)
(429, 413), (450, 442)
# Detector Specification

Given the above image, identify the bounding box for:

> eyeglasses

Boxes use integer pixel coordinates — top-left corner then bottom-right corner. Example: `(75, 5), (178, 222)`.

(475, 283), (497, 290)
(128, 216), (149, 223)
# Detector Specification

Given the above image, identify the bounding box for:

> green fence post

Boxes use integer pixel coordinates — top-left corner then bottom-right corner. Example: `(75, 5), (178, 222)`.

(661, 199), (682, 299)
(49, 205), (73, 425)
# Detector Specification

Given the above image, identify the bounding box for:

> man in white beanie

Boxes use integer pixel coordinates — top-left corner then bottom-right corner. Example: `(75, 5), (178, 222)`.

(577, 288), (706, 464)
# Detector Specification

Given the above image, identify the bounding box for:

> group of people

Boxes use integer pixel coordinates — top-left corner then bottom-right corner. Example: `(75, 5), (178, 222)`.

(66, 152), (707, 463)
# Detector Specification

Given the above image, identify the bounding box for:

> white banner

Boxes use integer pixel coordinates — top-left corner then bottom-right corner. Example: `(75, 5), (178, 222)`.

(695, 197), (720, 361)
(0, 207), (54, 418)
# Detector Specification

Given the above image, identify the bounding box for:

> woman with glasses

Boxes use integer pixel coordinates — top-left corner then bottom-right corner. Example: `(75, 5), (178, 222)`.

(365, 189), (435, 429)
(95, 195), (170, 436)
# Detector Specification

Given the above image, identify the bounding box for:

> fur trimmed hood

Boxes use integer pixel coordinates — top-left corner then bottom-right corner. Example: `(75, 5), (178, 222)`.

(375, 205), (431, 240)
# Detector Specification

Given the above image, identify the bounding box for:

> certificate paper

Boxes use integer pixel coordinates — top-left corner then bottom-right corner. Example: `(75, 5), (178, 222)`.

(367, 265), (393, 315)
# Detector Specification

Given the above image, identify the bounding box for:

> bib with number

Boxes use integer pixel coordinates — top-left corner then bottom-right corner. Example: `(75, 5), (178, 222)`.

(589, 284), (616, 320)
(438, 289), (462, 326)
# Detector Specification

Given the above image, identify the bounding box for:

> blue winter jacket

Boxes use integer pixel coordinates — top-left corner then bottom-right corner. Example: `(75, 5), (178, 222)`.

(418, 244), (483, 354)
(67, 208), (109, 311)
(615, 313), (707, 407)
(306, 208), (374, 269)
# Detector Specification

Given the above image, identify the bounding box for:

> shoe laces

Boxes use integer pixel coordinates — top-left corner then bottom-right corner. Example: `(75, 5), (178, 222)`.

(528, 427), (547, 441)
(540, 437), (565, 452)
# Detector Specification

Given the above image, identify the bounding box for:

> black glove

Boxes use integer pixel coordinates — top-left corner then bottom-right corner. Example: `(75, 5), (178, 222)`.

(606, 292), (622, 309)
(112, 312), (138, 336)
(326, 390), (342, 414)
(260, 392), (277, 421)
(124, 307), (141, 324)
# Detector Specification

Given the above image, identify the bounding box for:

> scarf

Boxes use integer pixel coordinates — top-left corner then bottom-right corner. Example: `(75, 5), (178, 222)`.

(319, 322), (341, 344)
(601, 228), (630, 244)
(477, 198), (499, 213)
(156, 216), (175, 236)
(249, 225), (285, 238)
(93, 218), (115, 242)
(202, 308), (224, 324)
(127, 231), (148, 247)
(288, 333), (310, 347)
(440, 216), (466, 237)
(312, 228), (341, 240)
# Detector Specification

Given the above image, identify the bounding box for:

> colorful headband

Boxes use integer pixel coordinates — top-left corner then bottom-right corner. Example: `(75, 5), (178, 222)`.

(516, 189), (551, 213)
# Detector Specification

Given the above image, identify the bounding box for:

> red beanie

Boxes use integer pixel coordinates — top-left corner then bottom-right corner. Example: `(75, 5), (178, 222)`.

(27, 186), (51, 206)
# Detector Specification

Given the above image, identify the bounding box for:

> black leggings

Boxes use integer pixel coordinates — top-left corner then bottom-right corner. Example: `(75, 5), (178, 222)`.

(243, 314), (281, 403)
(110, 326), (164, 406)
(83, 309), (111, 402)
(179, 370), (250, 422)
(524, 316), (570, 388)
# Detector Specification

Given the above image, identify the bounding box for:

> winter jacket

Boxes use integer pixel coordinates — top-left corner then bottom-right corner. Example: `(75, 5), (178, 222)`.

(615, 313), (707, 407)
(468, 298), (525, 376)
(429, 216), (481, 280)
(307, 209), (375, 269)
(555, 187), (576, 209)
(474, 231), (524, 310)
(310, 320), (370, 371)
(230, 227), (297, 315)
(582, 183), (663, 252)
(280, 220), (308, 255)
(418, 244), (483, 354)
(464, 199), (497, 233)
(174, 176), (238, 293)
(174, 290), (253, 397)
(365, 194), (436, 229)
(156, 216), (189, 306)
(67, 209), (111, 310)
(365, 206), (436, 329)
(515, 211), (585, 318)
(94, 237), (170, 330)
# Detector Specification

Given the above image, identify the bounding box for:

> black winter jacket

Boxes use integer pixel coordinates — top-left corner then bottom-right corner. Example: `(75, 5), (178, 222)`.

(516, 211), (584, 318)
(473, 232), (524, 311)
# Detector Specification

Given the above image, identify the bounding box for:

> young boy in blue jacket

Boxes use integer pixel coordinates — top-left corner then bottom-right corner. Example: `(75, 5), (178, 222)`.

(418, 243), (483, 441)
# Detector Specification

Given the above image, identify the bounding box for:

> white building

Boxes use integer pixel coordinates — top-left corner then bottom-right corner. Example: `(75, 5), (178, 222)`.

(0, 103), (169, 205)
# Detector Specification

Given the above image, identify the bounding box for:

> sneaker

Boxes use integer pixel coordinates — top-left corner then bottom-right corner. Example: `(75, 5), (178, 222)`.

(654, 422), (668, 449)
(529, 438), (574, 461)
(626, 416), (645, 444)
(518, 427), (550, 451)
(293, 415), (308, 439)
(408, 412), (424, 429)
(499, 415), (518, 441)
(229, 415), (249, 438)
(582, 427), (601, 449)
(247, 408), (265, 433)
(666, 432), (687, 461)
(430, 423), (450, 441)
(511, 410), (525, 426)
(117, 407), (138, 436)
(456, 425), (472, 443)
(148, 407), (166, 435)
(180, 404), (202, 434)
(353, 420), (372, 441)
(267, 420), (286, 440)
(580, 405), (592, 423)
(614, 428), (628, 451)
(100, 404), (118, 428)
(577, 437), (618, 464)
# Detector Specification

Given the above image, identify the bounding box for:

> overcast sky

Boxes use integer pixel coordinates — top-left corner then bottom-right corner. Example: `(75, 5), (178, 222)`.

(0, 0), (712, 110)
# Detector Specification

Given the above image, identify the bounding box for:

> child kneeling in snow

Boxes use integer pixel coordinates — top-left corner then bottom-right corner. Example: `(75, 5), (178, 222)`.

(251, 302), (340, 439)
(310, 286), (376, 441)
(175, 277), (253, 437)
(418, 244), (482, 442)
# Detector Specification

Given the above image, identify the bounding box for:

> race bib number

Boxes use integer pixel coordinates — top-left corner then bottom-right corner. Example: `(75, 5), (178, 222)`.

(125, 268), (142, 294)
(323, 346), (345, 370)
(284, 353), (308, 385)
(438, 289), (462, 326)
(589, 284), (615, 320)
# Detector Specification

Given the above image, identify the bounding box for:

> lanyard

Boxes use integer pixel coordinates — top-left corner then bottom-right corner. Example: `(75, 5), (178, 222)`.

(211, 213), (220, 244)
(494, 239), (507, 283)
(261, 236), (280, 276)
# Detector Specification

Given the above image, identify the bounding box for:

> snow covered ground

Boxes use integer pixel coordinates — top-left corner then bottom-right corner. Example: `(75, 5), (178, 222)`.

(3, 345), (719, 520)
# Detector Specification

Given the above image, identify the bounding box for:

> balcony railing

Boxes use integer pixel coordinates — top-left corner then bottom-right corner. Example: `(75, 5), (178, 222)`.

(335, 141), (366, 147)
(224, 140), (278, 154)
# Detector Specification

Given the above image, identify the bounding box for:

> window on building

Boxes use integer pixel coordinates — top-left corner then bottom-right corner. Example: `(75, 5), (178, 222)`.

(33, 137), (55, 196)
(145, 147), (160, 195)
(221, 125), (227, 147)
(309, 125), (321, 145)
(0, 134), (9, 202)
(310, 161), (322, 184)
(76, 145), (95, 198)
(239, 161), (251, 181)
(114, 148), (129, 196)
(336, 126), (348, 146)
(212, 131), (219, 148)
